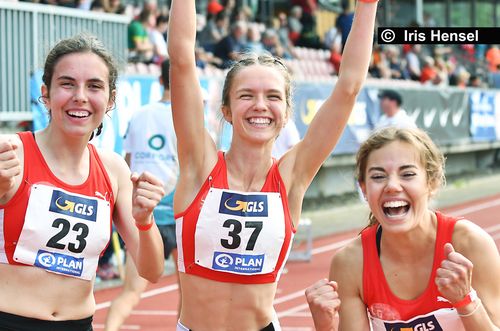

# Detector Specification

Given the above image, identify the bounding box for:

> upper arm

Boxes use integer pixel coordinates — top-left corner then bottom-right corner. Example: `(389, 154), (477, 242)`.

(286, 2), (376, 187)
(330, 239), (371, 331)
(99, 151), (140, 260)
(454, 220), (500, 326)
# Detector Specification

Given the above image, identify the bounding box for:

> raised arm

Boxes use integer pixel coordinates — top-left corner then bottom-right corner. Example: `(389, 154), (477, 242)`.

(289, 1), (377, 187)
(168, 0), (217, 185)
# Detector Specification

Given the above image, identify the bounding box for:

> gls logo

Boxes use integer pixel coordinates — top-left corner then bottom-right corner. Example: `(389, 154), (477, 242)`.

(219, 192), (268, 217)
(384, 315), (442, 331)
(49, 190), (98, 222)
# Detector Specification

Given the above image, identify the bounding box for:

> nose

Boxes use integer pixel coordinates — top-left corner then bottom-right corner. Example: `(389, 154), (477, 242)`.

(384, 175), (402, 193)
(73, 85), (88, 104)
(253, 95), (267, 111)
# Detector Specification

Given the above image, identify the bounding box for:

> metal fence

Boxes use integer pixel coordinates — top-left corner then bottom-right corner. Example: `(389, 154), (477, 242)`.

(0, 2), (129, 121)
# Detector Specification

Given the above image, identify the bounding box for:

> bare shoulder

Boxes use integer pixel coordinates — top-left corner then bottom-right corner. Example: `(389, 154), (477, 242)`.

(331, 236), (363, 280)
(93, 147), (130, 186)
(452, 219), (498, 264)
(452, 218), (497, 255)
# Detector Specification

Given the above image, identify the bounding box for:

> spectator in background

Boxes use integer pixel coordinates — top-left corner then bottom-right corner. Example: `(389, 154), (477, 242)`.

(262, 28), (290, 59)
(128, 8), (155, 63)
(335, 0), (354, 53)
(405, 44), (422, 81)
(149, 14), (169, 64)
(292, 0), (317, 32)
(486, 45), (499, 73)
(105, 60), (180, 331)
(198, 10), (228, 53)
(420, 56), (437, 84)
(288, 6), (303, 45)
(329, 41), (342, 75)
(375, 90), (417, 130)
(384, 45), (407, 80)
(245, 24), (265, 54)
(213, 20), (248, 69)
(207, 0), (225, 16)
(106, 0), (126, 14)
(276, 12), (297, 59)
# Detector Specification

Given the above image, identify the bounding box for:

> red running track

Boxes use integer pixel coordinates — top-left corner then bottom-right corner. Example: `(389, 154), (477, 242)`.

(92, 194), (500, 330)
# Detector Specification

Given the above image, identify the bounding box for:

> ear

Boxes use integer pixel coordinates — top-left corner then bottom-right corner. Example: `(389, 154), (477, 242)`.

(40, 85), (49, 105)
(359, 181), (367, 200)
(107, 90), (117, 112)
(221, 105), (232, 124)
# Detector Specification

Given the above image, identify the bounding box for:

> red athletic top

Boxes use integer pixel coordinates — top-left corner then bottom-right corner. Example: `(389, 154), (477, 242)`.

(175, 151), (296, 284)
(362, 212), (465, 329)
(0, 132), (114, 266)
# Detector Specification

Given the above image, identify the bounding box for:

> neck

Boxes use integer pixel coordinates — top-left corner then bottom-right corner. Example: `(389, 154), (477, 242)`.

(225, 147), (273, 192)
(380, 210), (437, 263)
(37, 127), (89, 163)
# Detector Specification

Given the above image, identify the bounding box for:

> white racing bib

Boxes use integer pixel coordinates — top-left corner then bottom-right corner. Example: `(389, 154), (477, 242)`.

(195, 188), (285, 275)
(14, 184), (111, 280)
(369, 307), (465, 331)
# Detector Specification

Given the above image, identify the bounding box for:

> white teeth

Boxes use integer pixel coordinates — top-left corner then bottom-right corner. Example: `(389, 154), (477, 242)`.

(383, 200), (408, 208)
(248, 117), (271, 125)
(68, 110), (90, 117)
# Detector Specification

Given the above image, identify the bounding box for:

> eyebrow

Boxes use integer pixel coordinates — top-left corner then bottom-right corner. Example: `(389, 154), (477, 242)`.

(56, 76), (105, 84)
(368, 165), (418, 172)
(235, 88), (283, 95)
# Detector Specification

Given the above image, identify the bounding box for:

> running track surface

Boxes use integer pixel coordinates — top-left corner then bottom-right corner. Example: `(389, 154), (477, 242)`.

(93, 194), (500, 330)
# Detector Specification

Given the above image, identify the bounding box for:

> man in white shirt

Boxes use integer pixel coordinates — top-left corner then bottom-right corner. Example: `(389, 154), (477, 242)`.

(272, 119), (301, 159)
(375, 89), (417, 130)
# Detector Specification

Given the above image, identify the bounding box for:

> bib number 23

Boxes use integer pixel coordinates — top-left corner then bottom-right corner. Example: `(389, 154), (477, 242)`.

(221, 219), (262, 250)
(46, 218), (89, 253)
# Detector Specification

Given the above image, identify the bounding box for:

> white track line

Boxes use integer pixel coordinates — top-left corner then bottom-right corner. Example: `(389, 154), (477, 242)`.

(447, 198), (500, 217)
(277, 303), (310, 318)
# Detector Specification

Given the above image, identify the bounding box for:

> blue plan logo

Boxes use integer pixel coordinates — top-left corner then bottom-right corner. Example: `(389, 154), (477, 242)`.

(212, 252), (265, 274)
(49, 190), (98, 222)
(219, 192), (268, 217)
(35, 250), (84, 277)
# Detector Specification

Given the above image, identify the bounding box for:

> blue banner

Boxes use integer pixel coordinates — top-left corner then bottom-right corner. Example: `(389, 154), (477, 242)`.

(292, 82), (373, 155)
(469, 91), (497, 142)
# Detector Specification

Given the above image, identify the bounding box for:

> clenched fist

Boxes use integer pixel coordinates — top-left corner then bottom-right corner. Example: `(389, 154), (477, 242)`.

(131, 171), (166, 226)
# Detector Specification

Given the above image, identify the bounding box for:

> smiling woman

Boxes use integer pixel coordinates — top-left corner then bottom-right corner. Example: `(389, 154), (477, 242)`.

(0, 34), (166, 331)
(305, 127), (500, 331)
(168, 0), (378, 329)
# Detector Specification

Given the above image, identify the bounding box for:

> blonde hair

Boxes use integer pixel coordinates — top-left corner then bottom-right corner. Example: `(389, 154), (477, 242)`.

(356, 127), (446, 226)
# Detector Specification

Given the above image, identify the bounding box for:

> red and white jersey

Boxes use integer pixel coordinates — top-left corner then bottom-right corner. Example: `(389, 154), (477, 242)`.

(0, 132), (114, 280)
(175, 151), (296, 284)
(362, 212), (466, 330)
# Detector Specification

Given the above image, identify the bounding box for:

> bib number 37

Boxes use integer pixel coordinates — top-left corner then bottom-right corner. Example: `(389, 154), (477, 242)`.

(220, 219), (262, 251)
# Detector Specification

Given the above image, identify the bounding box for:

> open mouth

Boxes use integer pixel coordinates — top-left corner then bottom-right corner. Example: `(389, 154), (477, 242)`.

(67, 110), (91, 118)
(247, 117), (272, 127)
(382, 200), (410, 217)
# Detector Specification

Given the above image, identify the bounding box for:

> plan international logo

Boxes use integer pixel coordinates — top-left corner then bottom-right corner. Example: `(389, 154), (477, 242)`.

(49, 190), (98, 222)
(219, 192), (268, 217)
